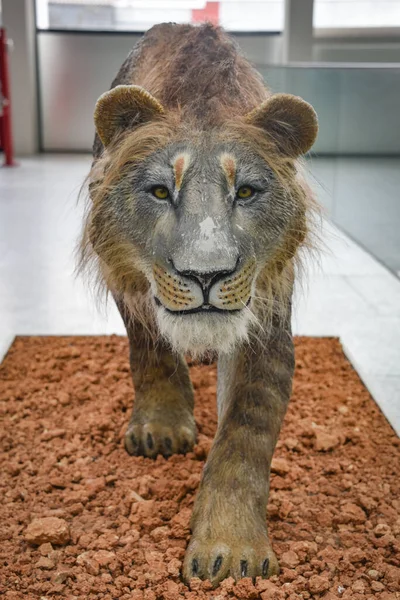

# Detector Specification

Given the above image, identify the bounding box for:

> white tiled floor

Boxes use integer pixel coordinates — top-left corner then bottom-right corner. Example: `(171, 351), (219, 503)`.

(0, 155), (399, 435)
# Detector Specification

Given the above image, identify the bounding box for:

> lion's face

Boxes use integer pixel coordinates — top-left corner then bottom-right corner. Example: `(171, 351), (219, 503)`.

(104, 137), (300, 356)
(88, 86), (317, 356)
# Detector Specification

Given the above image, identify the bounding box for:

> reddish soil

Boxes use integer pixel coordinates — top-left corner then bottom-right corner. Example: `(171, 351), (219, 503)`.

(0, 335), (399, 600)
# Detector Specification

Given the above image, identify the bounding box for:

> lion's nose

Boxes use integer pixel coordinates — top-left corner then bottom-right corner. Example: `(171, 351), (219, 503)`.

(171, 259), (240, 293)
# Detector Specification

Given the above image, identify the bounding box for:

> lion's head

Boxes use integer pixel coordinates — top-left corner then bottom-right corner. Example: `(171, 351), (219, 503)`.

(82, 85), (318, 357)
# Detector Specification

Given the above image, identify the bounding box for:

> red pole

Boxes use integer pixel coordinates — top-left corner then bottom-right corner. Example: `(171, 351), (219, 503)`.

(0, 27), (17, 166)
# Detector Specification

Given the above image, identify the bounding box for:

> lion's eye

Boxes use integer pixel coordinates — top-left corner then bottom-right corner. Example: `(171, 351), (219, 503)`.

(236, 186), (255, 199)
(151, 186), (170, 200)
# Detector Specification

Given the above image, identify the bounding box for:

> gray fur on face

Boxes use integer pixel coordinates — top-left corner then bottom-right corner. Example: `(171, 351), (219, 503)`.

(121, 142), (293, 265)
(107, 137), (298, 353)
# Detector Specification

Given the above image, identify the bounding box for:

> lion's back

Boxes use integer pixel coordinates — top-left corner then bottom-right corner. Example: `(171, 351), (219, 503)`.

(115, 23), (267, 120)
(93, 23), (268, 157)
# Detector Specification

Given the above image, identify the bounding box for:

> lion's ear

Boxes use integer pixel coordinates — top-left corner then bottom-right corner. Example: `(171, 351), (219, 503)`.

(245, 93), (318, 158)
(94, 85), (165, 147)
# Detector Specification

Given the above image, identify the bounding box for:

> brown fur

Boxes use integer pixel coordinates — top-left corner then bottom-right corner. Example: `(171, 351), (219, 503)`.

(124, 23), (267, 122)
(82, 24), (318, 318)
(82, 115), (318, 327)
(79, 22), (320, 586)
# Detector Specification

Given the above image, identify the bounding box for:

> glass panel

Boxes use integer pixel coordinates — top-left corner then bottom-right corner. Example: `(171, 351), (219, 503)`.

(35, 0), (284, 32)
(261, 64), (400, 275)
(314, 0), (400, 29)
(259, 64), (400, 154)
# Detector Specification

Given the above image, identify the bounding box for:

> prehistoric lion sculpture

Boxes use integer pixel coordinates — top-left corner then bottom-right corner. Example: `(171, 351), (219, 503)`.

(80, 23), (318, 586)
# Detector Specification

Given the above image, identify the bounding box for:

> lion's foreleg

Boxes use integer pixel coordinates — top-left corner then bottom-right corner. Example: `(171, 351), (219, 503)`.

(116, 297), (196, 458)
(183, 310), (294, 585)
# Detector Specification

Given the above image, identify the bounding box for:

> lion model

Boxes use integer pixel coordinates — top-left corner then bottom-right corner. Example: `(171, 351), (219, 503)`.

(81, 22), (318, 586)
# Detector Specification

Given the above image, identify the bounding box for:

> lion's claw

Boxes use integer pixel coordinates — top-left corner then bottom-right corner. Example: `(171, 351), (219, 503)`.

(124, 419), (196, 458)
(183, 536), (279, 587)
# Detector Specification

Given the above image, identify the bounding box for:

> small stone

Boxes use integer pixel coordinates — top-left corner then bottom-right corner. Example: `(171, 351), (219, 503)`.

(94, 531), (119, 549)
(344, 547), (365, 563)
(8, 464), (20, 477)
(385, 565), (400, 584)
(357, 494), (377, 512)
(338, 405), (349, 415)
(51, 566), (70, 585)
(371, 581), (385, 592)
(218, 576), (235, 593)
(284, 437), (299, 450)
(71, 472), (82, 483)
(120, 528), (140, 546)
(40, 428), (66, 441)
(260, 580), (285, 600)
(341, 502), (366, 524)
(39, 542), (53, 556)
(76, 552), (100, 576)
(55, 346), (80, 359)
(49, 477), (66, 489)
(368, 569), (380, 580)
(56, 391), (70, 405)
(280, 550), (300, 569)
(86, 559), (100, 576)
(85, 477), (106, 497)
(323, 594), (338, 600)
(127, 489), (145, 504)
(279, 499), (295, 519)
(69, 502), (84, 516)
(165, 580), (180, 596)
(114, 575), (132, 589)
(316, 510), (333, 527)
(317, 545), (340, 564)
(308, 575), (330, 594)
(36, 556), (54, 570)
(352, 579), (365, 593)
(25, 517), (70, 546)
(63, 489), (89, 506)
(281, 569), (297, 584)
(374, 533), (392, 548)
(314, 429), (340, 452)
(374, 523), (391, 537)
(92, 549), (116, 567)
(150, 526), (170, 542)
(271, 458), (290, 476)
(188, 577), (202, 591)
(234, 578), (259, 599)
(167, 558), (181, 577)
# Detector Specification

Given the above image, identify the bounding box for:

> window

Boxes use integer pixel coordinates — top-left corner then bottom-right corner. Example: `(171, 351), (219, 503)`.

(35, 0), (284, 32)
(314, 0), (400, 29)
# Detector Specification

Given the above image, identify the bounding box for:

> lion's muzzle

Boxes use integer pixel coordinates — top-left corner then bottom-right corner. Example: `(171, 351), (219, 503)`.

(153, 259), (256, 313)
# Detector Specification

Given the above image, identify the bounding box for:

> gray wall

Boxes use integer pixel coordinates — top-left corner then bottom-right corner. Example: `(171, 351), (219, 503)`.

(37, 31), (400, 154)
(313, 33), (400, 64)
(38, 33), (141, 151)
(37, 32), (283, 151)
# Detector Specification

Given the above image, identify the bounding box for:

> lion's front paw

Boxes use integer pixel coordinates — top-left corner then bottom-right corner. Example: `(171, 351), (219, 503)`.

(182, 531), (279, 586)
(124, 413), (196, 458)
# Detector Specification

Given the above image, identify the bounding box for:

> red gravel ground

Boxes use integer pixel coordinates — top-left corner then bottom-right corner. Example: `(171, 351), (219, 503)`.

(0, 335), (399, 600)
